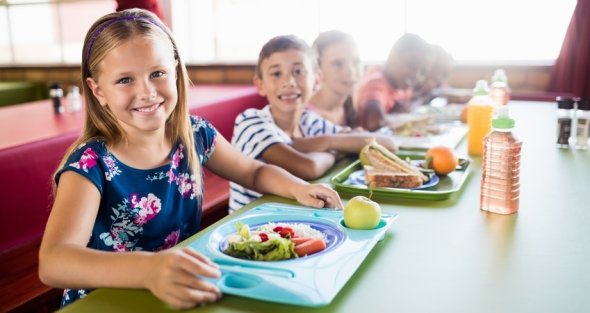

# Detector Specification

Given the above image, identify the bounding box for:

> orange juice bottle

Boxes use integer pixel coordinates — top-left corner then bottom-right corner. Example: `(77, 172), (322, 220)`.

(467, 80), (495, 156)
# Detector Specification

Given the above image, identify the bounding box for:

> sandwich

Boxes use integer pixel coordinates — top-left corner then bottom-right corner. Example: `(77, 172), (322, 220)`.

(360, 138), (428, 188)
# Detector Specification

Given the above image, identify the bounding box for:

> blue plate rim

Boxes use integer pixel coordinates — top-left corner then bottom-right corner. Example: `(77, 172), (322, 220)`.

(213, 218), (346, 262)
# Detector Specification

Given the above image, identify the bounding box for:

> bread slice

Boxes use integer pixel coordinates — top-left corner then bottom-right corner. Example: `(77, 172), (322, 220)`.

(364, 165), (424, 188)
(360, 138), (428, 182)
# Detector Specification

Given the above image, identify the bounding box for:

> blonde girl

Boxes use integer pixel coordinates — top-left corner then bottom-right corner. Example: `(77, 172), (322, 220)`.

(39, 9), (342, 309)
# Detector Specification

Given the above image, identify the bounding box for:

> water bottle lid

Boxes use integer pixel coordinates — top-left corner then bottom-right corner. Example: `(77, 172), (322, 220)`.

(473, 80), (489, 96)
(492, 106), (515, 129)
(578, 98), (590, 111)
(491, 69), (508, 83)
(556, 96), (575, 109)
(49, 82), (62, 90)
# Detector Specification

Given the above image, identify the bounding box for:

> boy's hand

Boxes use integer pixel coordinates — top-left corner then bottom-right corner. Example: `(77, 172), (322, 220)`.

(292, 183), (344, 210)
(339, 126), (366, 133)
(144, 247), (221, 309)
(374, 136), (398, 153)
(329, 150), (348, 161)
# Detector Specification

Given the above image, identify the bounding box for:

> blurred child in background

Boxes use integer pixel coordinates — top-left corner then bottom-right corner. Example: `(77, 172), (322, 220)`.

(230, 35), (397, 213)
(355, 33), (434, 131)
(309, 30), (362, 128)
(410, 45), (454, 106)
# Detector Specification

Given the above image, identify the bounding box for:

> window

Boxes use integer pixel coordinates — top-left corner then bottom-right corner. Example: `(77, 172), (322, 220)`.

(173, 0), (576, 64)
(404, 0), (577, 63)
(0, 0), (577, 66)
(0, 0), (114, 64)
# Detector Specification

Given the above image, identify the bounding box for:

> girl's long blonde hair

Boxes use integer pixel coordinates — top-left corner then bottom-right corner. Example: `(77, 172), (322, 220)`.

(54, 8), (201, 194)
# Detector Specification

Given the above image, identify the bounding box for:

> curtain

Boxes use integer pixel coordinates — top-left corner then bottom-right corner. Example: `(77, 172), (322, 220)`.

(548, 0), (590, 99)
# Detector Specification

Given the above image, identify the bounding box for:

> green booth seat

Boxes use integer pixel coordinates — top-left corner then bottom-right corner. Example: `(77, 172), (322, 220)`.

(0, 81), (49, 107)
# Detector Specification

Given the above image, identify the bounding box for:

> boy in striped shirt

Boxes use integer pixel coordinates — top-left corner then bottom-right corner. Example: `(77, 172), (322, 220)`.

(229, 35), (397, 213)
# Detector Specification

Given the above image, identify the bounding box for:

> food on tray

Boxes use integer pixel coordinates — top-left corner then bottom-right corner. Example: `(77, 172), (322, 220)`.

(385, 113), (443, 137)
(360, 138), (428, 188)
(425, 146), (458, 176)
(294, 238), (327, 257)
(344, 196), (381, 229)
(223, 222), (327, 261)
(364, 167), (426, 188)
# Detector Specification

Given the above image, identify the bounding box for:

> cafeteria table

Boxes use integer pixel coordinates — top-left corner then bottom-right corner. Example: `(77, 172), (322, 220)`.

(58, 100), (590, 313)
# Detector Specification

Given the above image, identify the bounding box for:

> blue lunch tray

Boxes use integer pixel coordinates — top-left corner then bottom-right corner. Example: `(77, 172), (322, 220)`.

(188, 202), (397, 307)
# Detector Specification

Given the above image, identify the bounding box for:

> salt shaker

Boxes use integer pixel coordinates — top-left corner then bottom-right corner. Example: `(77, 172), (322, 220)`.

(575, 98), (590, 150)
(67, 86), (82, 112)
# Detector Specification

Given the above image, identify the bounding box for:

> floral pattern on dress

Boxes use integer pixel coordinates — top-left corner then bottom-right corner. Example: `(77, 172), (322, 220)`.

(167, 144), (184, 183)
(145, 144), (198, 199)
(192, 117), (217, 162)
(103, 154), (121, 181)
(99, 193), (162, 252)
(161, 229), (180, 250)
(61, 289), (89, 307)
(58, 116), (217, 308)
(69, 147), (98, 172)
(203, 134), (217, 162)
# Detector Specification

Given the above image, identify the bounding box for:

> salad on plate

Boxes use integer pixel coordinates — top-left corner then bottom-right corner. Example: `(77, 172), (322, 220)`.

(222, 222), (327, 261)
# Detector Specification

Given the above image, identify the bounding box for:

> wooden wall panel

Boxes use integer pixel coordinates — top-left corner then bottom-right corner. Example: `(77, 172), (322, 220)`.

(0, 64), (552, 93)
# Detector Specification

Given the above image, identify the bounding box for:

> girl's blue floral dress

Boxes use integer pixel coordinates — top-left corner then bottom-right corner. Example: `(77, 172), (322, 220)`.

(55, 116), (217, 307)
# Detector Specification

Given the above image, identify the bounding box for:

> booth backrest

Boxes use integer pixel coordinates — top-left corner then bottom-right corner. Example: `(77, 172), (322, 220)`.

(0, 132), (78, 251)
(0, 85), (266, 252)
(0, 85), (267, 312)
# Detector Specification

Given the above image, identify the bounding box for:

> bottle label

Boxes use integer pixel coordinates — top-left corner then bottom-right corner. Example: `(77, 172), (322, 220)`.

(576, 118), (589, 147)
(50, 88), (63, 98)
(557, 118), (571, 145)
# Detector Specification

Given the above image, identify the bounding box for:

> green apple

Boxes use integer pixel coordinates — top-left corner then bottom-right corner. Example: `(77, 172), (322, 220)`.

(344, 196), (381, 229)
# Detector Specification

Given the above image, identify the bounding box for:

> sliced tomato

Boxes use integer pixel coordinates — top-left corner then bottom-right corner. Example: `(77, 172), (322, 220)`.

(276, 226), (294, 238)
(273, 226), (283, 232)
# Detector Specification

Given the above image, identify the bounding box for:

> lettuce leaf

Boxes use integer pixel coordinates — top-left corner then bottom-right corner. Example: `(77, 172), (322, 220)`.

(223, 223), (298, 261)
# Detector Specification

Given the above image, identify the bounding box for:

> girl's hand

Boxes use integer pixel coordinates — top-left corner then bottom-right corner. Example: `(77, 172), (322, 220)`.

(291, 183), (344, 210)
(144, 247), (221, 309)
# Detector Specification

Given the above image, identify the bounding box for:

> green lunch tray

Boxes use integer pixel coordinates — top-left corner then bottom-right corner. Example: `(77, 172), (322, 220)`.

(330, 155), (472, 201)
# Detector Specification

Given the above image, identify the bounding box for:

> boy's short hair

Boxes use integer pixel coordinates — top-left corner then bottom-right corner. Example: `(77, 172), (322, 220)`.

(256, 35), (316, 78)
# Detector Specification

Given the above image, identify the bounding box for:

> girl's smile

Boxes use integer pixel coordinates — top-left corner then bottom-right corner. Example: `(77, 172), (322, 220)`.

(86, 34), (178, 136)
(133, 102), (163, 113)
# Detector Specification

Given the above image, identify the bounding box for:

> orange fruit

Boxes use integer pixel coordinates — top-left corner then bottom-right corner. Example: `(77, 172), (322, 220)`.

(425, 146), (458, 176)
(460, 106), (468, 123)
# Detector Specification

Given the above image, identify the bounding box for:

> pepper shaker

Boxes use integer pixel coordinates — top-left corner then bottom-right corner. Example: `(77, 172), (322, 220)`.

(556, 96), (574, 148)
(49, 82), (64, 114)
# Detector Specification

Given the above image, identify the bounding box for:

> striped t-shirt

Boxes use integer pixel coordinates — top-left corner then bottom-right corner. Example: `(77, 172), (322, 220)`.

(229, 105), (342, 213)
